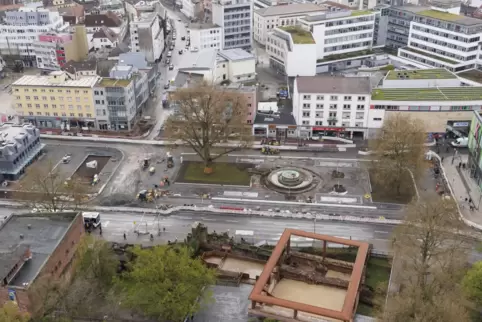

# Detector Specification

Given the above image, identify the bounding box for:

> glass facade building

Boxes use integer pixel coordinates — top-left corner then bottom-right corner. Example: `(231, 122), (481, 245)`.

(468, 111), (482, 189)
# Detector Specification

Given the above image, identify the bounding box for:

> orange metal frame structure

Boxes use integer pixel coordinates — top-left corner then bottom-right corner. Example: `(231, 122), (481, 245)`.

(249, 229), (370, 322)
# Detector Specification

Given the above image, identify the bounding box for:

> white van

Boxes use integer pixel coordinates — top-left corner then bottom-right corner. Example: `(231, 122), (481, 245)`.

(451, 137), (468, 148)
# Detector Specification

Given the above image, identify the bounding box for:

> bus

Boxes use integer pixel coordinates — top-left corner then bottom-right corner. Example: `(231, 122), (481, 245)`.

(82, 212), (101, 229)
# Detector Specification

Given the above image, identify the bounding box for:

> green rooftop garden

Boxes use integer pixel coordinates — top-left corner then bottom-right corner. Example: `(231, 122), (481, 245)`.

(98, 78), (132, 87)
(371, 87), (482, 101)
(418, 9), (461, 22)
(279, 26), (315, 44)
(386, 68), (456, 80)
(351, 10), (372, 16)
(458, 69), (482, 84)
(401, 47), (458, 65)
(317, 49), (374, 63)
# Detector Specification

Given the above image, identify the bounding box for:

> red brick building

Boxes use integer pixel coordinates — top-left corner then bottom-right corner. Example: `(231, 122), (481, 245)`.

(0, 212), (84, 312)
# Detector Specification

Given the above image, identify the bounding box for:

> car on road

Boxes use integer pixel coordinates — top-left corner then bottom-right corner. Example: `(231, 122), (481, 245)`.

(169, 64), (174, 70)
(181, 36), (185, 41)
(167, 51), (172, 57)
(169, 45), (174, 50)
(164, 82), (170, 89)
(173, 35), (176, 40)
(166, 58), (170, 64)
(178, 49), (183, 55)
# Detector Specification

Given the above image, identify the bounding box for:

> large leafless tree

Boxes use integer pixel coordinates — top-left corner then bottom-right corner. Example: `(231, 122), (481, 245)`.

(164, 83), (252, 172)
(381, 198), (471, 322)
(369, 114), (427, 199)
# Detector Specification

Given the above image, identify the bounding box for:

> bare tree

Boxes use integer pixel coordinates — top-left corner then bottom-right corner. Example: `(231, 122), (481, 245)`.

(164, 83), (253, 173)
(369, 114), (426, 199)
(381, 197), (471, 321)
(18, 162), (88, 212)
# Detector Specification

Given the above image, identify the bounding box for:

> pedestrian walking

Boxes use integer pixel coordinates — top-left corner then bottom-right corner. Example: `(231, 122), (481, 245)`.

(459, 162), (462, 168)
(123, 232), (126, 240)
(441, 156), (445, 162)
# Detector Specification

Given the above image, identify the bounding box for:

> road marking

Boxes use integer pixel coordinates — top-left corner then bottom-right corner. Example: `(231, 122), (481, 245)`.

(225, 220), (240, 223)
(202, 218), (216, 221)
(211, 197), (377, 209)
(180, 152), (363, 161)
(375, 230), (390, 234)
(103, 221), (110, 228)
(224, 191), (259, 198)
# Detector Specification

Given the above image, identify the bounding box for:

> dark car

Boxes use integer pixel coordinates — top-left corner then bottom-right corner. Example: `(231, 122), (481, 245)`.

(178, 50), (183, 55)
(169, 64), (174, 70)
(181, 36), (186, 41)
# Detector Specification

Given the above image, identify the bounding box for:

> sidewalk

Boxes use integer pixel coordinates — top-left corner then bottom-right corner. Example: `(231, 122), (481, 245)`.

(441, 153), (482, 227)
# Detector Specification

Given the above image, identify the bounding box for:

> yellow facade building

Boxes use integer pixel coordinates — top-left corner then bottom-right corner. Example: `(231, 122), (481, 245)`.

(12, 71), (99, 130)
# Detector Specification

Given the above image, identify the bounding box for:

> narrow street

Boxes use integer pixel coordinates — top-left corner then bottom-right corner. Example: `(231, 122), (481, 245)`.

(147, 5), (190, 139)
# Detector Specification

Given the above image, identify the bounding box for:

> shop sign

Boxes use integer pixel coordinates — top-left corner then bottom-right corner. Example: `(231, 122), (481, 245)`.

(268, 124), (276, 129)
(453, 122), (469, 127)
(312, 127), (344, 132)
(288, 125), (297, 129)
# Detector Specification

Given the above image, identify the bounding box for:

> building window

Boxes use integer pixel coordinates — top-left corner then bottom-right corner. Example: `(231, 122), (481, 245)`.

(302, 111), (310, 117)
(32, 89), (37, 92)
(86, 113), (92, 117)
(302, 120), (309, 125)
(94, 90), (99, 95)
(302, 103), (310, 109)
(27, 104), (32, 108)
(41, 89), (45, 92)
(77, 105), (82, 110)
(329, 104), (337, 109)
(17, 103), (22, 108)
(29, 112), (33, 116)
(42, 96), (47, 100)
(50, 96), (55, 100)
(33, 96), (38, 100)
(373, 117), (382, 121)
(26, 96), (30, 100)
(343, 104), (350, 110)
(316, 104), (323, 109)
(357, 105), (365, 110)
(43, 104), (48, 108)
(45, 112), (50, 116)
(66, 90), (71, 93)
(303, 95), (311, 100)
(53, 112), (58, 116)
(358, 96), (366, 101)
(61, 112), (66, 116)
(35, 104), (40, 108)
(78, 113), (83, 117)
(36, 112), (41, 116)
(69, 105), (73, 110)
(24, 89), (29, 92)
(316, 95), (324, 100)
(315, 121), (323, 125)
(76, 97), (80, 102)
(69, 113), (75, 116)
(58, 89), (62, 93)
(344, 96), (352, 101)
(330, 96), (338, 100)
(75, 90), (80, 94)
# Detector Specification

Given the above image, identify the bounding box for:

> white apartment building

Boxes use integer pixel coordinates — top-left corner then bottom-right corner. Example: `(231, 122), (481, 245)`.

(181, 0), (203, 18)
(397, 8), (482, 72)
(254, 4), (326, 45)
(293, 76), (372, 138)
(266, 26), (317, 76)
(130, 13), (164, 63)
(265, 9), (376, 75)
(0, 7), (69, 67)
(187, 23), (223, 50)
(212, 0), (253, 49)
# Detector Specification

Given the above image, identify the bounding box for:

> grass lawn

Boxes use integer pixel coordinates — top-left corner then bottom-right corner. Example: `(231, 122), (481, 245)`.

(369, 169), (415, 204)
(177, 161), (252, 185)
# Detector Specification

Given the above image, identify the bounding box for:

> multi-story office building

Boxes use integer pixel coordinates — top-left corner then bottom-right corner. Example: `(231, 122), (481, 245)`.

(181, 0), (203, 19)
(398, 8), (482, 72)
(254, 4), (326, 45)
(385, 6), (423, 49)
(0, 123), (44, 180)
(94, 64), (149, 131)
(11, 71), (99, 130)
(0, 6), (69, 67)
(292, 76), (372, 139)
(187, 23), (223, 51)
(369, 68), (480, 135)
(33, 26), (89, 72)
(130, 13), (164, 63)
(212, 0), (253, 49)
(266, 9), (376, 75)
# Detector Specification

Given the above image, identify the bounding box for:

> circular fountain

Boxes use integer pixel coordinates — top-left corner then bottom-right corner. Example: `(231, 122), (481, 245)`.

(265, 167), (319, 193)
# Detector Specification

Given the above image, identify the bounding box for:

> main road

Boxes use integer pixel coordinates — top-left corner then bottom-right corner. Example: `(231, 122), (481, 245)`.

(2, 207), (481, 262)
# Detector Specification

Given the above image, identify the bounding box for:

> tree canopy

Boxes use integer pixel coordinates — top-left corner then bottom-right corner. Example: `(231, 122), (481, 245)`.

(164, 83), (252, 170)
(463, 261), (482, 306)
(19, 162), (88, 212)
(369, 114), (426, 200)
(116, 245), (216, 321)
(0, 302), (30, 322)
(382, 197), (470, 322)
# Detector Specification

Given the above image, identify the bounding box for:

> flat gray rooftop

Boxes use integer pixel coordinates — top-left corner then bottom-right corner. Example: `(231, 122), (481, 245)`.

(0, 213), (76, 288)
(218, 48), (254, 62)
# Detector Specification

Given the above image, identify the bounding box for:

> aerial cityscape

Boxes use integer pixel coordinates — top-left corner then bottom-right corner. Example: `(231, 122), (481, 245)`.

(1, 0), (482, 320)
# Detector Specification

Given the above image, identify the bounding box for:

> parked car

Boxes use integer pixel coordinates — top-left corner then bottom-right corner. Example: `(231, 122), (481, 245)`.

(169, 64), (174, 70)
(167, 51), (172, 57)
(169, 45), (174, 51)
(164, 82), (170, 89)
(166, 58), (171, 64)
(181, 36), (186, 41)
(178, 49), (183, 55)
